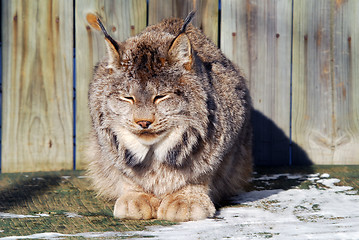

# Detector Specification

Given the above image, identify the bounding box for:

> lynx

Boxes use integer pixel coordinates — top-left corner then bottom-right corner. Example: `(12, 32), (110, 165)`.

(86, 12), (253, 222)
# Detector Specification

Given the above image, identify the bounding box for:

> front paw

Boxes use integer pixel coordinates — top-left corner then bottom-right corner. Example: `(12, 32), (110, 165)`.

(157, 191), (216, 222)
(114, 192), (160, 220)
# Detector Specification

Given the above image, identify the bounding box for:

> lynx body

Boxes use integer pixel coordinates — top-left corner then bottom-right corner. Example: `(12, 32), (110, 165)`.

(87, 14), (252, 222)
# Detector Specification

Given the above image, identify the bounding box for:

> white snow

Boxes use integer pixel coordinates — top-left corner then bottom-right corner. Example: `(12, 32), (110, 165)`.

(0, 212), (82, 219)
(0, 213), (49, 219)
(253, 173), (304, 181)
(316, 178), (353, 192)
(35, 213), (50, 217)
(64, 212), (83, 218)
(1, 173), (358, 240)
(132, 173), (359, 240)
(0, 232), (137, 239)
(77, 176), (89, 179)
(320, 173), (330, 178)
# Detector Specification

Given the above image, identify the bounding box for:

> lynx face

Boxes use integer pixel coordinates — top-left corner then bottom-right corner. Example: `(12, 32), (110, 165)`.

(106, 79), (187, 146)
(99, 28), (206, 149)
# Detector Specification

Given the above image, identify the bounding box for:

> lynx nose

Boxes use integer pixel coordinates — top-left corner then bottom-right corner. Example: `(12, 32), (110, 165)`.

(136, 120), (152, 129)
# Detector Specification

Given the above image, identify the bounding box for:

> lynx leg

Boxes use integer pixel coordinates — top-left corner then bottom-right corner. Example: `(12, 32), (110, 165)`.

(157, 185), (216, 222)
(114, 192), (160, 220)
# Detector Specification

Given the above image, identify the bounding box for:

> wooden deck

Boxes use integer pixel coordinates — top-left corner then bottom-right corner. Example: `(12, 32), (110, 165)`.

(0, 166), (358, 238)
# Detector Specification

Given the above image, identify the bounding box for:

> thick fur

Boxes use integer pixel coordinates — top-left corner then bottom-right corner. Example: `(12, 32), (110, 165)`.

(87, 17), (253, 222)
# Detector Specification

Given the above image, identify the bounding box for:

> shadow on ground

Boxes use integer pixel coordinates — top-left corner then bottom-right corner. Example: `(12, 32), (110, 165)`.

(0, 174), (61, 212)
(215, 109), (315, 208)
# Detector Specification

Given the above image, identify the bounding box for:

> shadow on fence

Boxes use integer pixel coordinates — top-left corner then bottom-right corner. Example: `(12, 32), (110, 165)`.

(252, 109), (312, 166)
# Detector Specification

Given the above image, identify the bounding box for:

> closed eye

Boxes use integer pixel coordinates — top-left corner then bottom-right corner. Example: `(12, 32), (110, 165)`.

(120, 96), (135, 104)
(153, 95), (169, 104)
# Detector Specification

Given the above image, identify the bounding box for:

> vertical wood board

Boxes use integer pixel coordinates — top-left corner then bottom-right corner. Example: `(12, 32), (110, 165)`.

(331, 0), (359, 164)
(75, 0), (147, 169)
(1, 0), (73, 172)
(148, 0), (219, 45)
(221, 0), (293, 165)
(292, 0), (359, 164)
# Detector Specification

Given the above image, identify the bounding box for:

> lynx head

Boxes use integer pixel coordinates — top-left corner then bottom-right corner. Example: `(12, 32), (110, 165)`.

(90, 12), (209, 148)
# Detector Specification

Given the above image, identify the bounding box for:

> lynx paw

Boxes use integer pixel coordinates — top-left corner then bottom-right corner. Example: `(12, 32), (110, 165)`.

(157, 192), (216, 222)
(114, 192), (160, 220)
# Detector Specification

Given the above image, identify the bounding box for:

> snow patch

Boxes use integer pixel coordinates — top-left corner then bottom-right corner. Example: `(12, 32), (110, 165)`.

(317, 178), (353, 192)
(0, 213), (49, 219)
(130, 173), (359, 240)
(320, 173), (330, 178)
(252, 173), (304, 181)
(0, 232), (136, 239)
(64, 212), (83, 218)
(36, 213), (50, 217)
(77, 176), (89, 179)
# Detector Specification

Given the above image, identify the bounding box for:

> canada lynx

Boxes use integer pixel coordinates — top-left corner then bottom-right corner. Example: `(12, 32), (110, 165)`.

(87, 12), (253, 222)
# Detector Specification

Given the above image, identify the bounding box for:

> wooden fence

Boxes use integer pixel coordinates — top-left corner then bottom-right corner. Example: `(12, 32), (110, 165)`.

(1, 0), (358, 173)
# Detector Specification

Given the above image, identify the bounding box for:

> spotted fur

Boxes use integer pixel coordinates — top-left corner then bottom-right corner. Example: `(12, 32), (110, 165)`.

(87, 14), (253, 222)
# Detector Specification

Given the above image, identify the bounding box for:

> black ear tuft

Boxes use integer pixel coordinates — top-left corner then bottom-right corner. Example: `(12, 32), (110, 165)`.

(179, 11), (196, 34)
(97, 18), (120, 53)
(95, 18), (122, 68)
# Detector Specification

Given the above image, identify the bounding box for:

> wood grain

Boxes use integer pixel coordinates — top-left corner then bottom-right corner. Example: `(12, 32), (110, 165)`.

(148, 0), (219, 45)
(292, 0), (359, 164)
(1, 0), (73, 172)
(221, 0), (293, 165)
(75, 0), (147, 169)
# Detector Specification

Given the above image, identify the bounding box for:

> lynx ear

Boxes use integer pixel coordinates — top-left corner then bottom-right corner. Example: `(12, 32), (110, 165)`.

(168, 33), (193, 70)
(98, 19), (122, 68)
(104, 37), (121, 68)
(87, 15), (121, 68)
(168, 11), (195, 70)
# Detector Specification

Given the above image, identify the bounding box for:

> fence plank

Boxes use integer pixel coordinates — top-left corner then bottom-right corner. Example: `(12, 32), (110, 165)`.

(221, 0), (293, 165)
(292, 0), (359, 165)
(75, 0), (147, 169)
(332, 0), (359, 164)
(148, 0), (218, 45)
(1, 0), (73, 172)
